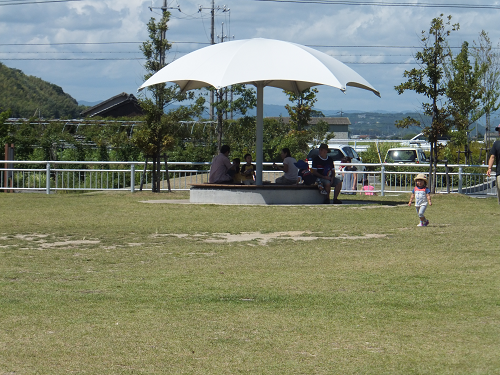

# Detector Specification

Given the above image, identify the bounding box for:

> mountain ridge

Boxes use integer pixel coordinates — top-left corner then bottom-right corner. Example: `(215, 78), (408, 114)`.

(0, 62), (83, 118)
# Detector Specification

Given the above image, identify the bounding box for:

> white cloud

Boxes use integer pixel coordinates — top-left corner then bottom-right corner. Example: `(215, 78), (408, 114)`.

(0, 0), (499, 113)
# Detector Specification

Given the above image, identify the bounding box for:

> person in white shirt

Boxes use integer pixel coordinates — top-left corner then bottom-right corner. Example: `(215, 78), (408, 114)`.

(273, 148), (299, 185)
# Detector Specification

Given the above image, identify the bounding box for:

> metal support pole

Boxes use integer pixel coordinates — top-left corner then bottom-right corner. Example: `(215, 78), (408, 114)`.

(130, 164), (135, 193)
(46, 162), (51, 195)
(458, 166), (463, 194)
(210, 0), (215, 120)
(380, 165), (385, 196)
(445, 160), (450, 194)
(255, 83), (264, 185)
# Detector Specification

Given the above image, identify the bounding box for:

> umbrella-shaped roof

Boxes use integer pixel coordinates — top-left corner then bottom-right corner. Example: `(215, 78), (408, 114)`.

(139, 38), (380, 97)
(139, 38), (380, 185)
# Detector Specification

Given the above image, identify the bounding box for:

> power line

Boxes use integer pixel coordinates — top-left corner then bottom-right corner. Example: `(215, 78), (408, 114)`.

(1, 41), (488, 49)
(0, 56), (419, 64)
(0, 0), (81, 5)
(0, 42), (143, 46)
(251, 0), (500, 9)
(0, 57), (144, 60)
(1, 51), (141, 54)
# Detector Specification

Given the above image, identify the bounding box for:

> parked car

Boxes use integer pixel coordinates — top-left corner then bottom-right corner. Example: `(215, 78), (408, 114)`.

(306, 144), (366, 182)
(400, 133), (449, 150)
(384, 147), (427, 164)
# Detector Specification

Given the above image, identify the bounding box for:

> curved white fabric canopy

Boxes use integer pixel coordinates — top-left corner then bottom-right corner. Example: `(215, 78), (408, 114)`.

(139, 38), (380, 184)
(139, 38), (380, 97)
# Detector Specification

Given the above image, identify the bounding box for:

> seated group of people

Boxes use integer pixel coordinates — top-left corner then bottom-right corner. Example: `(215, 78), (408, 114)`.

(208, 145), (256, 185)
(208, 144), (344, 204)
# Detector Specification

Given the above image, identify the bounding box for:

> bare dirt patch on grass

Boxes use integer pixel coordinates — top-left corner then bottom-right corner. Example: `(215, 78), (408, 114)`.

(0, 233), (101, 250)
(155, 231), (387, 245)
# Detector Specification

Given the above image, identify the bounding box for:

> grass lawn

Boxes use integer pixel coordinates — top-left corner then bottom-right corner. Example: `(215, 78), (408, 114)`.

(1, 191), (499, 374)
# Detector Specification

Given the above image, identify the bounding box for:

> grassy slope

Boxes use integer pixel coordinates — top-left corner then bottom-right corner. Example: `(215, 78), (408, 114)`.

(0, 192), (499, 374)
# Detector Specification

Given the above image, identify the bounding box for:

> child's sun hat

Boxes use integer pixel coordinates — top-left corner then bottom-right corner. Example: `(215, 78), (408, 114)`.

(414, 173), (427, 182)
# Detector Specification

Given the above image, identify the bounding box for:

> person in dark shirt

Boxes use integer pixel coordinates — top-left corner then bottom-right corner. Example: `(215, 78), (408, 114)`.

(294, 160), (316, 185)
(311, 143), (343, 204)
(487, 125), (500, 204)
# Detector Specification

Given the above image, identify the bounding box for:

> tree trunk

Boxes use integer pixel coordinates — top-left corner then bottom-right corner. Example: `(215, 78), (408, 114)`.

(140, 157), (148, 191)
(163, 154), (171, 192)
(151, 155), (157, 192)
(217, 112), (223, 151)
(156, 152), (161, 193)
(428, 143), (435, 194)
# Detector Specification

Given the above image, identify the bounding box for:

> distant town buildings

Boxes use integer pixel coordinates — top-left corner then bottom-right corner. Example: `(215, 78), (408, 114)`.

(269, 116), (351, 139)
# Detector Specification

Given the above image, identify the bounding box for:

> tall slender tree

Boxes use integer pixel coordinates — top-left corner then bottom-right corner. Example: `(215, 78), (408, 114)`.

(137, 13), (204, 192)
(472, 31), (500, 150)
(395, 14), (459, 192)
(445, 41), (484, 164)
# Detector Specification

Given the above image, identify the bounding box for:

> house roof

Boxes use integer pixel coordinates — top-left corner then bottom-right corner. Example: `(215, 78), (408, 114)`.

(80, 92), (143, 118)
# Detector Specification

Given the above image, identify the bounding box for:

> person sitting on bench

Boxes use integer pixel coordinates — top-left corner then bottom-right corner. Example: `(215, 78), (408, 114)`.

(209, 145), (236, 184)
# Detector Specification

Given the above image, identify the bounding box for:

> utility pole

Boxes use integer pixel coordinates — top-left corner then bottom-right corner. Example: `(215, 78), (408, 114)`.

(199, 2), (230, 121)
(149, 0), (181, 68)
(211, 0), (215, 46)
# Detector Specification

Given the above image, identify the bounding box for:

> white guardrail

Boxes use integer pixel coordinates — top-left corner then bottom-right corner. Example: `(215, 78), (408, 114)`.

(0, 160), (496, 197)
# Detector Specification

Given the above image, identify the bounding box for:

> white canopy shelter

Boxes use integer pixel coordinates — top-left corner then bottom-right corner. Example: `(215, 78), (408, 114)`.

(139, 38), (380, 184)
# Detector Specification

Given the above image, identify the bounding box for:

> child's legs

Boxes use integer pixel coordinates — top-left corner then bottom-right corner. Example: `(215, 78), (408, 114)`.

(415, 205), (427, 221)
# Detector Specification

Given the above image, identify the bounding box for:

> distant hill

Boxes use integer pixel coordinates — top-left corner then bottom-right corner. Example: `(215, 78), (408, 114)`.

(78, 100), (102, 107)
(0, 62), (83, 118)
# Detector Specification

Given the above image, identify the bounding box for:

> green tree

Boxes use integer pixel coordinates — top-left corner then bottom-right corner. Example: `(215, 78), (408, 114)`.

(136, 13), (204, 192)
(472, 31), (500, 148)
(284, 88), (318, 131)
(445, 41), (484, 164)
(395, 14), (459, 193)
(212, 85), (256, 150)
(0, 110), (12, 144)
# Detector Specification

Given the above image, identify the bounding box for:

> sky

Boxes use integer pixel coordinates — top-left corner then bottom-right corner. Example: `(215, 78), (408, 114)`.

(1, 0), (500, 117)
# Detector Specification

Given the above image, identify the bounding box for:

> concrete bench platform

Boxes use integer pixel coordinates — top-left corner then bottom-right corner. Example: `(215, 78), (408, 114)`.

(190, 183), (326, 205)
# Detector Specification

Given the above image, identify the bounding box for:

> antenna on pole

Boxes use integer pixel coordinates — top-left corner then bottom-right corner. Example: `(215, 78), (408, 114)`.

(148, 1), (181, 68)
(198, 3), (231, 120)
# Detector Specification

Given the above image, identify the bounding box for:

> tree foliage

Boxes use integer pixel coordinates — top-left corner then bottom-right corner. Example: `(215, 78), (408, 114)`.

(0, 63), (83, 118)
(445, 41), (485, 162)
(472, 31), (500, 141)
(212, 85), (256, 150)
(0, 109), (12, 144)
(395, 14), (459, 192)
(135, 12), (205, 192)
(284, 88), (318, 131)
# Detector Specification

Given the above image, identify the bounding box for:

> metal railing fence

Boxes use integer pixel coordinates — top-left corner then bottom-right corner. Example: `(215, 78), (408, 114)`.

(1, 160), (496, 197)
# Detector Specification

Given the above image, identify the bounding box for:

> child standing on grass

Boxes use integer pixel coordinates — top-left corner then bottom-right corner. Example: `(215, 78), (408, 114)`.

(408, 173), (432, 227)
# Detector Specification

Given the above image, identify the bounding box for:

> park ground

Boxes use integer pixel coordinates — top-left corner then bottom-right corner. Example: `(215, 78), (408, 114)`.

(0, 191), (499, 374)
